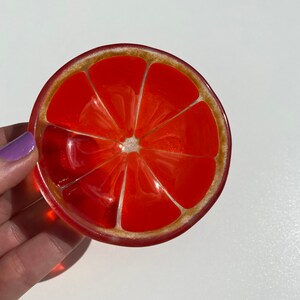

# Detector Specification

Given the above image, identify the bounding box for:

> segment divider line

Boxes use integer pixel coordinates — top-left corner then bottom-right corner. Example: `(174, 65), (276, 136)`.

(43, 121), (123, 145)
(133, 63), (151, 136)
(115, 160), (129, 229)
(59, 153), (123, 191)
(141, 96), (204, 139)
(139, 155), (185, 213)
(20, 195), (45, 213)
(84, 69), (123, 133)
(141, 147), (214, 159)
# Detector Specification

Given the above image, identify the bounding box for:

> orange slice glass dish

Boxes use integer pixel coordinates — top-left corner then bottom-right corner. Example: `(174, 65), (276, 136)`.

(29, 44), (231, 246)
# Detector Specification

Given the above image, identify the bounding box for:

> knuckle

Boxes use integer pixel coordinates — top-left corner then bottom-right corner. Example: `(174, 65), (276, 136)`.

(10, 250), (33, 289)
(47, 234), (67, 258)
(8, 221), (24, 245)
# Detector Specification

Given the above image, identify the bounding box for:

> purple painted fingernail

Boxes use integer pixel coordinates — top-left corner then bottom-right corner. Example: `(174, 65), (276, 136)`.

(0, 132), (36, 161)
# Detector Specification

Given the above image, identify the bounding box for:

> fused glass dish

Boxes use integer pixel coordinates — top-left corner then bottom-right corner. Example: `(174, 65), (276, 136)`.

(29, 44), (231, 246)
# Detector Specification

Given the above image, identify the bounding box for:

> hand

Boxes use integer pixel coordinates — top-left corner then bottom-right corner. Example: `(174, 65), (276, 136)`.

(0, 123), (83, 300)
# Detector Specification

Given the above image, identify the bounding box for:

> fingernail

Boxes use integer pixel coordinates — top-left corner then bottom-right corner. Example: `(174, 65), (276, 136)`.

(0, 132), (36, 161)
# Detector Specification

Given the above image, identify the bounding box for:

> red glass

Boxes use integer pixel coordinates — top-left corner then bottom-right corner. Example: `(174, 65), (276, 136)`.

(140, 149), (216, 209)
(121, 153), (181, 232)
(47, 72), (124, 141)
(63, 155), (126, 228)
(29, 44), (231, 246)
(40, 126), (122, 186)
(140, 101), (219, 156)
(135, 63), (199, 138)
(89, 56), (147, 137)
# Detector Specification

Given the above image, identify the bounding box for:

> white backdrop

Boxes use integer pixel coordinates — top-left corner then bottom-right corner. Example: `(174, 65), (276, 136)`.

(1, 1), (300, 299)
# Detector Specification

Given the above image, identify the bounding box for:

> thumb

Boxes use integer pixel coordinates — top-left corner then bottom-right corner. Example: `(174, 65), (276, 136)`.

(0, 132), (38, 194)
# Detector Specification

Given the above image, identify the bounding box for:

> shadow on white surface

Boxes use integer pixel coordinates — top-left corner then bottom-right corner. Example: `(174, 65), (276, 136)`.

(41, 238), (91, 282)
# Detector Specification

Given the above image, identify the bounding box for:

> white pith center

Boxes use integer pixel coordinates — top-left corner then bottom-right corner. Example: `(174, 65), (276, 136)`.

(122, 136), (140, 153)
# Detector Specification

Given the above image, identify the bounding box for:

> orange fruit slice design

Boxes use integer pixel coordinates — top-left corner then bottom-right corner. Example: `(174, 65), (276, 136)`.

(29, 44), (231, 246)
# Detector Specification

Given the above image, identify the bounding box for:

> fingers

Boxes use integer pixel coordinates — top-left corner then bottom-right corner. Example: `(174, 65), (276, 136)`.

(0, 222), (83, 300)
(0, 131), (38, 195)
(0, 124), (84, 299)
(0, 172), (41, 225)
(0, 123), (40, 224)
(0, 198), (49, 257)
(42, 237), (91, 281)
(0, 123), (29, 146)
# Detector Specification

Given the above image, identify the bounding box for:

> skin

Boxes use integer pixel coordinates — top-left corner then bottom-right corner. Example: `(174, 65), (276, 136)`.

(0, 123), (84, 300)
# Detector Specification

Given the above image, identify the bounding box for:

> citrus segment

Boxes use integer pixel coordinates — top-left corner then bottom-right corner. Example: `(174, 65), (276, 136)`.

(40, 126), (122, 186)
(140, 149), (216, 209)
(62, 154), (126, 228)
(135, 63), (199, 138)
(121, 153), (181, 232)
(88, 56), (147, 137)
(140, 101), (219, 156)
(47, 72), (124, 140)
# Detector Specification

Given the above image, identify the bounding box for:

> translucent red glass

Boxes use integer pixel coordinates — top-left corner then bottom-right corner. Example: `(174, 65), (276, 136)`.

(89, 56), (147, 137)
(63, 155), (126, 228)
(36, 53), (222, 236)
(135, 63), (199, 138)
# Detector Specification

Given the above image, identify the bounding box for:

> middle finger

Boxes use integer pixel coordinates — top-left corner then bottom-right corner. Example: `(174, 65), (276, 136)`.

(0, 172), (41, 225)
(0, 198), (54, 258)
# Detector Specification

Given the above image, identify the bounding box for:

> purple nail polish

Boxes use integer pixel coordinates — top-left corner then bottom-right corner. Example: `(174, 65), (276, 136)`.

(0, 132), (36, 161)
